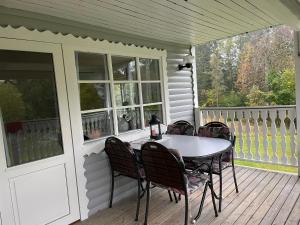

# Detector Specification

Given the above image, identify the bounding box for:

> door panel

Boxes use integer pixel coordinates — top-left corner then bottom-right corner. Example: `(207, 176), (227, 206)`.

(10, 164), (69, 225)
(0, 39), (79, 225)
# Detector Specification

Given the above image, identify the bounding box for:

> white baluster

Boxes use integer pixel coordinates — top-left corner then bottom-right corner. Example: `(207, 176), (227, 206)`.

(269, 110), (278, 163)
(261, 110), (269, 161)
(252, 110), (260, 161)
(245, 110), (252, 160)
(228, 110), (237, 157)
(278, 109), (287, 164)
(288, 108), (297, 165)
(208, 110), (214, 122)
(236, 110), (244, 159)
(222, 110), (228, 124)
(202, 110), (208, 125)
(214, 110), (221, 122)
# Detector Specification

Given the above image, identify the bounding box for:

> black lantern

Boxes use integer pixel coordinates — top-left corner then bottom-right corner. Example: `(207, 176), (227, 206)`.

(149, 115), (162, 140)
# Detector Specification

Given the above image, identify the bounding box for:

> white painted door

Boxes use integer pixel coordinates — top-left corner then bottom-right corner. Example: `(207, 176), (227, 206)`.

(0, 39), (80, 225)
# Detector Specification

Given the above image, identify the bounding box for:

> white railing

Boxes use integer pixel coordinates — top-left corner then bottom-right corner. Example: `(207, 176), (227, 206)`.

(198, 105), (298, 167)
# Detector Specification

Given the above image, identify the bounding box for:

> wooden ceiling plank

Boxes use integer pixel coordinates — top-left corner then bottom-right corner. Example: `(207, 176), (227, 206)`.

(214, 0), (270, 27)
(231, 0), (278, 24)
(104, 0), (246, 34)
(177, 0), (259, 29)
(2, 0), (193, 44)
(84, 0), (229, 37)
(20, 0), (206, 41)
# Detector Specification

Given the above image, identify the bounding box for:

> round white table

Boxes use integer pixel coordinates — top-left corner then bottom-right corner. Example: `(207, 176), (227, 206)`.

(131, 134), (232, 159)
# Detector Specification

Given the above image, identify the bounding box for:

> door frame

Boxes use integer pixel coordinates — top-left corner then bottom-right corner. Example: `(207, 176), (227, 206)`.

(0, 38), (80, 225)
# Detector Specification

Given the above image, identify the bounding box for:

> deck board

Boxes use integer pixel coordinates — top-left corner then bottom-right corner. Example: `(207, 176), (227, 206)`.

(75, 167), (300, 225)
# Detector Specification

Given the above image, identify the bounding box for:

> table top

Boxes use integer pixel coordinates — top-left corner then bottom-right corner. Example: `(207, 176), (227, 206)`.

(131, 134), (232, 159)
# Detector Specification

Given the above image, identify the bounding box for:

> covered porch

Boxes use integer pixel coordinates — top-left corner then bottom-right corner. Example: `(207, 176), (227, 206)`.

(0, 1), (300, 225)
(76, 166), (300, 225)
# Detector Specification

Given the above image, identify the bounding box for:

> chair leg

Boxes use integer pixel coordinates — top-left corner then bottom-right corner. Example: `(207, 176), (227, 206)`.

(184, 194), (189, 225)
(109, 172), (114, 208)
(193, 182), (208, 223)
(168, 190), (173, 202)
(218, 173), (222, 212)
(144, 181), (150, 225)
(219, 161), (223, 212)
(173, 191), (178, 203)
(135, 178), (141, 221)
(232, 161), (239, 193)
(209, 182), (218, 217)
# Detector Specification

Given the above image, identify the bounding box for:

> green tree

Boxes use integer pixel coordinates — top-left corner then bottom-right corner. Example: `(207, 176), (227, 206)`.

(0, 82), (26, 122)
(246, 85), (268, 106)
(210, 50), (225, 106)
(267, 69), (295, 105)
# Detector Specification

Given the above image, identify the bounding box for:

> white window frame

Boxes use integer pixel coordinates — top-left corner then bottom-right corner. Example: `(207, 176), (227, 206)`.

(69, 47), (168, 143)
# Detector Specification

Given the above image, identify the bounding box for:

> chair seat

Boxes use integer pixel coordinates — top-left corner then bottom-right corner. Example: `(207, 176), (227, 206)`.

(152, 173), (208, 195)
(192, 159), (232, 174)
(187, 173), (208, 194)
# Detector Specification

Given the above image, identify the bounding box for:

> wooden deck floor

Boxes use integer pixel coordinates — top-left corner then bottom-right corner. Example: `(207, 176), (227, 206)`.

(76, 167), (300, 225)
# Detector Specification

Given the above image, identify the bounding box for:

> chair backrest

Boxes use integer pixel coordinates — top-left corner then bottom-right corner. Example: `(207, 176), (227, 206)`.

(166, 120), (195, 136)
(200, 122), (234, 162)
(141, 142), (186, 192)
(198, 121), (231, 141)
(105, 137), (139, 178)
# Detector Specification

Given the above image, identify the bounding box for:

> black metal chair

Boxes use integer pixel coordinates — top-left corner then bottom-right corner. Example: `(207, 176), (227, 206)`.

(166, 120), (195, 136)
(141, 142), (218, 225)
(197, 121), (239, 212)
(104, 137), (144, 221)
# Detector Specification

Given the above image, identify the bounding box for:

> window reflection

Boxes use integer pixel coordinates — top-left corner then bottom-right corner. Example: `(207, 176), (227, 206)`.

(82, 111), (113, 140)
(76, 52), (108, 80)
(116, 107), (141, 133)
(114, 83), (139, 106)
(139, 58), (160, 80)
(112, 56), (137, 80)
(0, 50), (63, 167)
(142, 83), (162, 104)
(79, 83), (111, 110)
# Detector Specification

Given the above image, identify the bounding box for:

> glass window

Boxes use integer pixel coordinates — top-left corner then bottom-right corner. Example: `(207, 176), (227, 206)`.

(114, 83), (139, 106)
(79, 83), (111, 110)
(143, 105), (163, 127)
(75, 54), (164, 140)
(82, 111), (113, 140)
(76, 52), (113, 140)
(116, 107), (141, 133)
(0, 50), (63, 167)
(142, 83), (162, 104)
(139, 58), (160, 80)
(112, 56), (137, 80)
(76, 52), (108, 80)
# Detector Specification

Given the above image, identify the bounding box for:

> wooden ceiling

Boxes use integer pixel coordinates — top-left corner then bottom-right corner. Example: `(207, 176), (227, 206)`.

(1, 0), (300, 45)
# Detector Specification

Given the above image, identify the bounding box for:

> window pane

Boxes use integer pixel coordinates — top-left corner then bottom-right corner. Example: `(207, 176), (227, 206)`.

(143, 105), (163, 127)
(79, 83), (111, 111)
(0, 50), (63, 167)
(82, 111), (113, 140)
(76, 52), (108, 80)
(142, 83), (162, 104)
(117, 107), (141, 132)
(114, 83), (139, 106)
(112, 56), (137, 80)
(139, 58), (160, 80)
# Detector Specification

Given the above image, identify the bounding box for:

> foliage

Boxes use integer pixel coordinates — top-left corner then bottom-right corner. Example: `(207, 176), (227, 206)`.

(197, 25), (295, 107)
(0, 82), (26, 122)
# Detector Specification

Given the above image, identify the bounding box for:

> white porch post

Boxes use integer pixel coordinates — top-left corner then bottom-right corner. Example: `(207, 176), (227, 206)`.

(191, 46), (201, 129)
(294, 31), (300, 176)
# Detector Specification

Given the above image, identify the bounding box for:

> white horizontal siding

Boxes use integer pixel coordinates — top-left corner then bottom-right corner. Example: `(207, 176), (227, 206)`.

(167, 48), (195, 125)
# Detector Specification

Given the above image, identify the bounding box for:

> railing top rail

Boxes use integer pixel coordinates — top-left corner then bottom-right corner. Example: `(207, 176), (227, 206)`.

(199, 105), (296, 110)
